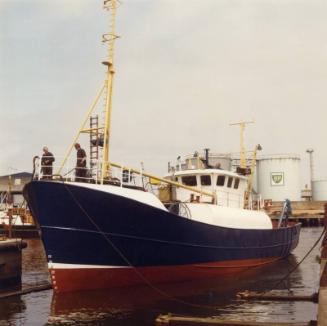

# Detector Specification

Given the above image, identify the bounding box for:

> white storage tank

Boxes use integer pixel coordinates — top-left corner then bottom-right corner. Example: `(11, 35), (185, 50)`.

(312, 180), (327, 201)
(256, 155), (301, 201)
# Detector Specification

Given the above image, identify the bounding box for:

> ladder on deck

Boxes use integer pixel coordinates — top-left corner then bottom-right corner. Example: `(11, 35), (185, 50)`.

(90, 116), (102, 173)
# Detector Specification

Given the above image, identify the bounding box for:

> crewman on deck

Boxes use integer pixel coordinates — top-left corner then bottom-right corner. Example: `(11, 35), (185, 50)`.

(41, 146), (55, 179)
(74, 143), (87, 182)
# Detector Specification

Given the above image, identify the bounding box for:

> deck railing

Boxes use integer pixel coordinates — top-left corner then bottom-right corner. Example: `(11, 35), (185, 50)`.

(34, 157), (149, 189)
(34, 157), (263, 210)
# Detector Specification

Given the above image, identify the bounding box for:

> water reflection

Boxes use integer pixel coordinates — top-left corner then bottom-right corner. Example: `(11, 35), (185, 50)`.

(0, 296), (26, 324)
(47, 255), (307, 325)
(22, 238), (49, 287)
(0, 228), (321, 325)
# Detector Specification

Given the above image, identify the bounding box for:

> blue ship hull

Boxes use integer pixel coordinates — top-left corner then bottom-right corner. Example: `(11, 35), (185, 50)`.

(23, 181), (300, 292)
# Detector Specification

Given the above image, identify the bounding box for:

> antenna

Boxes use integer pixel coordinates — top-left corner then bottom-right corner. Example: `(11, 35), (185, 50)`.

(101, 0), (120, 182)
(230, 120), (254, 168)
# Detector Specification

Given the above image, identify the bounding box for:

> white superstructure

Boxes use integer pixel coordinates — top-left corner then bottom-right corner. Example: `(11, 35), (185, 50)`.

(163, 154), (272, 230)
(171, 169), (247, 209)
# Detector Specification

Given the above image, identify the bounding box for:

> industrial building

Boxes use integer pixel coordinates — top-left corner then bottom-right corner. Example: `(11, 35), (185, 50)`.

(0, 172), (32, 208)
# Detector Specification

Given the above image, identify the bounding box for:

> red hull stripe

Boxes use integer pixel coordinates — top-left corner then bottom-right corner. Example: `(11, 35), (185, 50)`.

(50, 257), (280, 293)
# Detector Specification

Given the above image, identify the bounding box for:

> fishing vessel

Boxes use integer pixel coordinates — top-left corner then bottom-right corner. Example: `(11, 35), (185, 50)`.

(23, 1), (300, 293)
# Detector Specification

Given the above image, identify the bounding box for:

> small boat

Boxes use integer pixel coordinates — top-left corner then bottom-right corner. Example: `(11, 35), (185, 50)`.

(0, 175), (28, 288)
(0, 208), (38, 238)
(0, 209), (28, 287)
(23, 1), (300, 293)
(0, 172), (37, 238)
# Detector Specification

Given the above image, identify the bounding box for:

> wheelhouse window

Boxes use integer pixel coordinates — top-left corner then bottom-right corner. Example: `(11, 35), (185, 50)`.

(227, 177), (233, 188)
(217, 175), (225, 186)
(234, 178), (240, 189)
(181, 175), (197, 186)
(200, 175), (211, 186)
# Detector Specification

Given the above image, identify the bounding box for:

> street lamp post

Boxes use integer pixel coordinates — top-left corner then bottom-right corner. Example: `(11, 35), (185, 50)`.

(306, 148), (314, 200)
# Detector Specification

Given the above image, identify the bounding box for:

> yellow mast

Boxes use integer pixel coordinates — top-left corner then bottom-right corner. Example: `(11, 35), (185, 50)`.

(101, 0), (119, 183)
(244, 144), (262, 209)
(230, 120), (254, 168)
(57, 1), (119, 181)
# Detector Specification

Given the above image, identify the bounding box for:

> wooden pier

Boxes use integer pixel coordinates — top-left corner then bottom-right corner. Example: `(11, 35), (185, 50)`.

(270, 215), (323, 227)
(0, 238), (27, 288)
(155, 314), (315, 326)
(0, 225), (39, 239)
(267, 201), (325, 227)
(0, 282), (52, 300)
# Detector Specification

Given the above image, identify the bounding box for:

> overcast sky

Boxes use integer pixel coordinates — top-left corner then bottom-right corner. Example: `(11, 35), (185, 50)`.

(0, 0), (326, 186)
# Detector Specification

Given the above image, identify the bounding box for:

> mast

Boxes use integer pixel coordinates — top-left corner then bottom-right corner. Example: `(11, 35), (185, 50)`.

(101, 0), (119, 182)
(244, 144), (262, 209)
(57, 1), (119, 181)
(230, 120), (254, 169)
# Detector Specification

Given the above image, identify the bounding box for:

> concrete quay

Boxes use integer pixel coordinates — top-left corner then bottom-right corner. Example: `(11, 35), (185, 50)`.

(0, 238), (27, 288)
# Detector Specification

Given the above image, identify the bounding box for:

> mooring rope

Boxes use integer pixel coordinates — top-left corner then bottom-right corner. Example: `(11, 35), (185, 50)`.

(255, 226), (326, 298)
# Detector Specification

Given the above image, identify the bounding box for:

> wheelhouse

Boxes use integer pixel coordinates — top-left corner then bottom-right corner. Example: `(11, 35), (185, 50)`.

(171, 169), (248, 209)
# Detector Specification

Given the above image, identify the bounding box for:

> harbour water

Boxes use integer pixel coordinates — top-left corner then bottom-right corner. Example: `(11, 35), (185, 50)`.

(0, 227), (322, 325)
